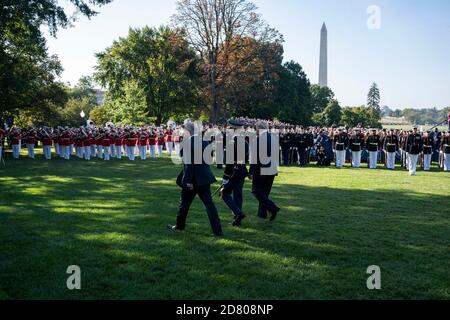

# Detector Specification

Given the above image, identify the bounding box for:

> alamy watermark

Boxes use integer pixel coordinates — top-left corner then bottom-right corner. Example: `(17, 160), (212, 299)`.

(170, 121), (280, 176)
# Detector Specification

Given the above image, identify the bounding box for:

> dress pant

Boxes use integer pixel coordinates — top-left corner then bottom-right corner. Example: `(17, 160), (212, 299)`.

(166, 142), (174, 156)
(386, 152), (396, 170)
(335, 150), (346, 167)
(149, 145), (156, 159)
(352, 151), (361, 168)
(443, 153), (450, 171)
(251, 175), (278, 218)
(408, 154), (419, 175)
(298, 148), (307, 166)
(27, 144), (35, 158)
(221, 179), (244, 217)
(423, 154), (432, 171)
(42, 145), (52, 160)
(103, 146), (111, 161)
(176, 184), (223, 235)
(84, 146), (91, 160)
(139, 146), (147, 160)
(369, 151), (378, 169)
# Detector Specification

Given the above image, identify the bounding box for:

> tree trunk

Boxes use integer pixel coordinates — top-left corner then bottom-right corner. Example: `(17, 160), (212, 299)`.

(210, 53), (219, 124)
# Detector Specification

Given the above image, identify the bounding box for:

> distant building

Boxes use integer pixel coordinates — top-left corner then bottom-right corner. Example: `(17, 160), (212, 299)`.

(94, 89), (105, 105)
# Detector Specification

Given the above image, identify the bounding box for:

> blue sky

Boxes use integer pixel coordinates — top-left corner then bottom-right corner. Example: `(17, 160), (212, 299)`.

(46, 0), (450, 109)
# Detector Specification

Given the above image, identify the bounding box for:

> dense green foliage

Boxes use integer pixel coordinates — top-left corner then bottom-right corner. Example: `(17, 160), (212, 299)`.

(0, 151), (449, 299)
(0, 0), (112, 120)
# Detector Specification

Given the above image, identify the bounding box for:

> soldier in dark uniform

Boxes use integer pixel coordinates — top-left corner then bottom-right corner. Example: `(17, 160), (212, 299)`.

(168, 121), (224, 236)
(440, 131), (450, 171)
(422, 132), (433, 171)
(349, 128), (364, 168)
(280, 128), (292, 166)
(366, 129), (381, 169)
(297, 128), (308, 166)
(220, 120), (249, 227)
(250, 121), (280, 222)
(405, 127), (423, 176)
(306, 129), (314, 164)
(383, 129), (399, 170)
(333, 128), (348, 168)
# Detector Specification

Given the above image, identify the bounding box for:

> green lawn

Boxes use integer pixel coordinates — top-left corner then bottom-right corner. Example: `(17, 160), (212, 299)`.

(0, 149), (449, 300)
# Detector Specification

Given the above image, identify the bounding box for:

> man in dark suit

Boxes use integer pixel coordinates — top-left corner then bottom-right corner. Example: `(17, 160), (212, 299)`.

(168, 121), (224, 236)
(250, 121), (280, 222)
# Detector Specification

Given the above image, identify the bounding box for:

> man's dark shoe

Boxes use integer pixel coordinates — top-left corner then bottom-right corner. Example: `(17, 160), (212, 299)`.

(258, 215), (268, 220)
(270, 208), (280, 222)
(213, 232), (225, 237)
(232, 214), (246, 227)
(167, 224), (183, 232)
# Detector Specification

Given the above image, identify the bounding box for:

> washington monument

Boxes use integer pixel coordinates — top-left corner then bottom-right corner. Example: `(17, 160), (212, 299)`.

(319, 22), (328, 87)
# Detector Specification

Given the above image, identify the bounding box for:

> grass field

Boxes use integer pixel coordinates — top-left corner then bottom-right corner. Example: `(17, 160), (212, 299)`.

(0, 149), (449, 300)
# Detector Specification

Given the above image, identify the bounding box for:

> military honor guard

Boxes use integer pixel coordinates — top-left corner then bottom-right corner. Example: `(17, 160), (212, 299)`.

(422, 132), (433, 171)
(405, 127), (423, 176)
(383, 129), (399, 170)
(219, 120), (249, 227)
(366, 129), (381, 169)
(138, 130), (148, 160)
(441, 131), (450, 171)
(0, 127), (5, 161)
(349, 128), (364, 168)
(148, 130), (157, 159)
(168, 121), (224, 236)
(333, 128), (348, 168)
(164, 128), (174, 156)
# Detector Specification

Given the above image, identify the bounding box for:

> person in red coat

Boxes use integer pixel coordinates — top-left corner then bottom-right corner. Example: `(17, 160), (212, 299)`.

(59, 129), (72, 160)
(165, 129), (174, 156)
(9, 128), (22, 159)
(40, 130), (53, 160)
(0, 128), (6, 160)
(157, 130), (165, 157)
(25, 128), (37, 159)
(148, 129), (157, 159)
(126, 129), (138, 161)
(101, 131), (112, 161)
(138, 130), (148, 160)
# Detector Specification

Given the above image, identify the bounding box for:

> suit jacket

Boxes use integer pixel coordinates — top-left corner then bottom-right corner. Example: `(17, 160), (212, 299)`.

(249, 132), (278, 178)
(176, 135), (217, 188)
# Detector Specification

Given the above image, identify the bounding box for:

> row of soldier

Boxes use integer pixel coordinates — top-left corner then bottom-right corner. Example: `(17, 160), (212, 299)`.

(1, 123), (449, 174)
(279, 126), (450, 175)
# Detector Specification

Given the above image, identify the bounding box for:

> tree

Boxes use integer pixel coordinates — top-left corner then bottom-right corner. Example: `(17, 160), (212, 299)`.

(341, 106), (382, 128)
(0, 0), (113, 119)
(173, 0), (282, 123)
(310, 84), (335, 114)
(367, 82), (381, 112)
(95, 26), (200, 125)
(58, 97), (95, 127)
(313, 99), (342, 127)
(275, 61), (312, 124)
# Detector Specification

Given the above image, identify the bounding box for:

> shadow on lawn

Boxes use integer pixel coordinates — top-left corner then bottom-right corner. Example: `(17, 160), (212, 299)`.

(0, 161), (449, 300)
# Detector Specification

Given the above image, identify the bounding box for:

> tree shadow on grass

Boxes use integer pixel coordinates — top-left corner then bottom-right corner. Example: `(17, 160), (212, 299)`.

(0, 160), (449, 300)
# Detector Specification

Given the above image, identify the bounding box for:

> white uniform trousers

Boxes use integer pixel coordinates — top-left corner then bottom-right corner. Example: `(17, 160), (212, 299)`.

(174, 143), (181, 156)
(368, 151), (378, 169)
(0, 146), (3, 160)
(115, 145), (122, 159)
(352, 151), (361, 168)
(84, 146), (91, 161)
(128, 146), (136, 161)
(157, 145), (163, 157)
(408, 154), (419, 176)
(43, 145), (52, 160)
(97, 145), (103, 159)
(166, 142), (174, 156)
(91, 145), (97, 158)
(386, 152), (396, 170)
(62, 145), (70, 160)
(335, 150), (346, 168)
(110, 145), (116, 157)
(27, 144), (35, 159)
(103, 146), (111, 161)
(149, 145), (156, 159)
(423, 154), (432, 171)
(443, 153), (450, 171)
(55, 143), (60, 156)
(139, 146), (147, 160)
(12, 144), (21, 159)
